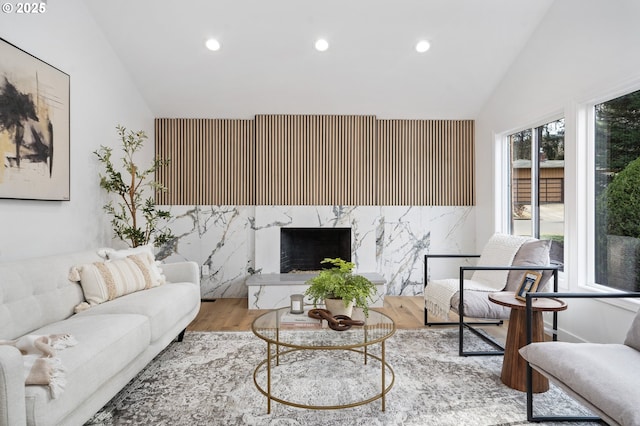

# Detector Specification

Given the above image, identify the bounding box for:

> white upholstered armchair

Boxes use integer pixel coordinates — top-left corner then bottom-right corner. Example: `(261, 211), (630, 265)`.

(424, 233), (559, 356)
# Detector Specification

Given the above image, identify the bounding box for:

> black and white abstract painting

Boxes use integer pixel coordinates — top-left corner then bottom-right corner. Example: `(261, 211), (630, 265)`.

(0, 38), (70, 200)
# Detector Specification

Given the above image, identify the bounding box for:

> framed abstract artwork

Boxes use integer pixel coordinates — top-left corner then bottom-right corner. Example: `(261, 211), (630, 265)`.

(0, 38), (70, 201)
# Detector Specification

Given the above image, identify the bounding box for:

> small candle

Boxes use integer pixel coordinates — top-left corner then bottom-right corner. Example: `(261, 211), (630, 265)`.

(290, 294), (304, 314)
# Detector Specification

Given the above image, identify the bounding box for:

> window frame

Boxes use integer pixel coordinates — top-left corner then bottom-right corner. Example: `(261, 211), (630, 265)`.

(583, 83), (640, 298)
(497, 114), (566, 282)
(500, 116), (565, 232)
(496, 80), (640, 311)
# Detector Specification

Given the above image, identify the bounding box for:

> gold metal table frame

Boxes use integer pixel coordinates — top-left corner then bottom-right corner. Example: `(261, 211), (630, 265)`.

(251, 307), (396, 413)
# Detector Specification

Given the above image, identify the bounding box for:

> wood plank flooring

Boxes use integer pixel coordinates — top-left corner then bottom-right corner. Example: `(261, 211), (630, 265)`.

(187, 296), (507, 343)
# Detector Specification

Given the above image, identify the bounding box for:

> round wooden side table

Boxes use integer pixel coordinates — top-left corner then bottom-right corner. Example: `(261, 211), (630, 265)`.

(488, 291), (567, 393)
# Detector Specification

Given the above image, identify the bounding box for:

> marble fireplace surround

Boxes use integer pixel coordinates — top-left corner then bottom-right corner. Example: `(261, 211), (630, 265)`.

(161, 205), (476, 301)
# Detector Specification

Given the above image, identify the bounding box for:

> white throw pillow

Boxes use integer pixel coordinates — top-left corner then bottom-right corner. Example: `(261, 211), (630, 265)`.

(69, 253), (162, 306)
(101, 244), (154, 259)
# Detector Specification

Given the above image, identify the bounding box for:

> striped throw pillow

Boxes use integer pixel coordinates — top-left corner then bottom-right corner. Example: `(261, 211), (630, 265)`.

(70, 253), (162, 306)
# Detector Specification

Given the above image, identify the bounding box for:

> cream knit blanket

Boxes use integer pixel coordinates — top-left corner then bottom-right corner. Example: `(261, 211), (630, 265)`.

(425, 278), (503, 319)
(0, 334), (77, 398)
(424, 234), (531, 319)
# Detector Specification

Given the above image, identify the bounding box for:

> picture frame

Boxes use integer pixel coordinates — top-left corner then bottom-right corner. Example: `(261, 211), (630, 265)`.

(0, 37), (70, 201)
(515, 270), (542, 301)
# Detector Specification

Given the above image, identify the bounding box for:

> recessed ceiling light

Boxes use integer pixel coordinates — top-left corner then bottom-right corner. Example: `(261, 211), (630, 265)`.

(315, 39), (329, 52)
(415, 40), (431, 53)
(206, 38), (221, 51)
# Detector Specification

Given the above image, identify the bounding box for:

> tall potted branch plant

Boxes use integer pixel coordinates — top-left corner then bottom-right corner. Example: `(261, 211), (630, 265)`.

(94, 125), (174, 248)
(304, 257), (377, 317)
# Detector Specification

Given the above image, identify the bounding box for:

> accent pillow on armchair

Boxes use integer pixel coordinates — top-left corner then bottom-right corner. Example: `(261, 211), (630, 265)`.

(426, 234), (552, 320)
(451, 238), (552, 319)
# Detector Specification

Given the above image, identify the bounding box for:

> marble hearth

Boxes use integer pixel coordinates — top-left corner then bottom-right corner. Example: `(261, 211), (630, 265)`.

(246, 272), (386, 310)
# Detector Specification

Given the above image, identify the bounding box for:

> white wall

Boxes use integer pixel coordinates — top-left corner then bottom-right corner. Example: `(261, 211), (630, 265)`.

(476, 0), (640, 343)
(0, 0), (154, 261)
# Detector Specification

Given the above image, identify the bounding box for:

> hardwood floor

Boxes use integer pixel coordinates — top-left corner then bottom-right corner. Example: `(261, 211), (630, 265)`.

(187, 296), (507, 343)
(188, 298), (268, 331)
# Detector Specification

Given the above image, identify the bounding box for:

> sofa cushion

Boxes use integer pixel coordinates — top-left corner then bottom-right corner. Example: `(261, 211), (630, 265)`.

(70, 253), (162, 306)
(22, 313), (150, 426)
(520, 342), (640, 426)
(76, 282), (200, 341)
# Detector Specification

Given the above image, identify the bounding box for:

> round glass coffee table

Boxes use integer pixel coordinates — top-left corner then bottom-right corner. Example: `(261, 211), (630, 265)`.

(251, 307), (396, 413)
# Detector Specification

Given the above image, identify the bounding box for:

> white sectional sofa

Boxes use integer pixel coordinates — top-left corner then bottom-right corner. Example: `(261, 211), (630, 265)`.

(0, 249), (201, 426)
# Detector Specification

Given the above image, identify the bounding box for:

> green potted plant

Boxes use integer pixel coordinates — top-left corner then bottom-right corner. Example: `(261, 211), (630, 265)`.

(304, 257), (377, 317)
(94, 125), (174, 248)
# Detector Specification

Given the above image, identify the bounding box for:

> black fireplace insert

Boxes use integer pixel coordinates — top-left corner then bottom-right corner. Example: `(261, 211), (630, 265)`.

(280, 227), (351, 273)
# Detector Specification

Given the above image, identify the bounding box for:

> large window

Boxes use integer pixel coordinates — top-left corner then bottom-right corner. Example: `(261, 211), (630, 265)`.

(594, 89), (640, 291)
(508, 118), (565, 269)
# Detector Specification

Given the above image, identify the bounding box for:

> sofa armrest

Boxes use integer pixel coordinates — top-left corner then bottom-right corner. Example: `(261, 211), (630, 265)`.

(0, 345), (26, 426)
(161, 261), (200, 286)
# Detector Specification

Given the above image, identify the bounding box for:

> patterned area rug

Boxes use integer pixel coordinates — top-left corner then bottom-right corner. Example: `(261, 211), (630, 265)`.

(86, 329), (597, 426)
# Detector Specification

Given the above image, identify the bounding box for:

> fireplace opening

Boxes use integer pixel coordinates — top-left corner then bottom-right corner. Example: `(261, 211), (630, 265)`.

(280, 228), (351, 273)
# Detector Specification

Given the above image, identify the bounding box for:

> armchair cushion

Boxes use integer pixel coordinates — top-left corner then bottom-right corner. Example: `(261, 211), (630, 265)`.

(426, 278), (502, 319)
(425, 233), (532, 320)
(505, 239), (552, 292)
(454, 239), (550, 319)
(520, 342), (640, 426)
(623, 309), (640, 351)
(450, 289), (511, 319)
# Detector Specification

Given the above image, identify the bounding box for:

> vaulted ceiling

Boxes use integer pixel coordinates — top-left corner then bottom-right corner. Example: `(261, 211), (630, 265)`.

(86, 0), (554, 119)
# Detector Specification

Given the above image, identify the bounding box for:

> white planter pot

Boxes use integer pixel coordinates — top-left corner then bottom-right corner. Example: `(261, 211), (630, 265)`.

(324, 298), (354, 317)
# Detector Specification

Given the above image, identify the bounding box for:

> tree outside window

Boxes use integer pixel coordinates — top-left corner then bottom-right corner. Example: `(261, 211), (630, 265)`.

(595, 89), (640, 291)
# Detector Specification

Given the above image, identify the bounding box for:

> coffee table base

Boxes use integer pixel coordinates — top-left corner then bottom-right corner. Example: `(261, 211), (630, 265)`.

(253, 345), (395, 413)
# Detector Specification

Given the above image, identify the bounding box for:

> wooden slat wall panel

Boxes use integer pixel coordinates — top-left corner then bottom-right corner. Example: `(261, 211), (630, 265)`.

(377, 119), (474, 205)
(255, 115), (377, 205)
(155, 118), (254, 205)
(155, 116), (474, 206)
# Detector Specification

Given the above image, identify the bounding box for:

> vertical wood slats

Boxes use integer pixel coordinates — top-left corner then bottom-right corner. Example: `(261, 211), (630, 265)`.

(255, 115), (377, 205)
(377, 119), (475, 205)
(155, 116), (474, 206)
(155, 118), (254, 205)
